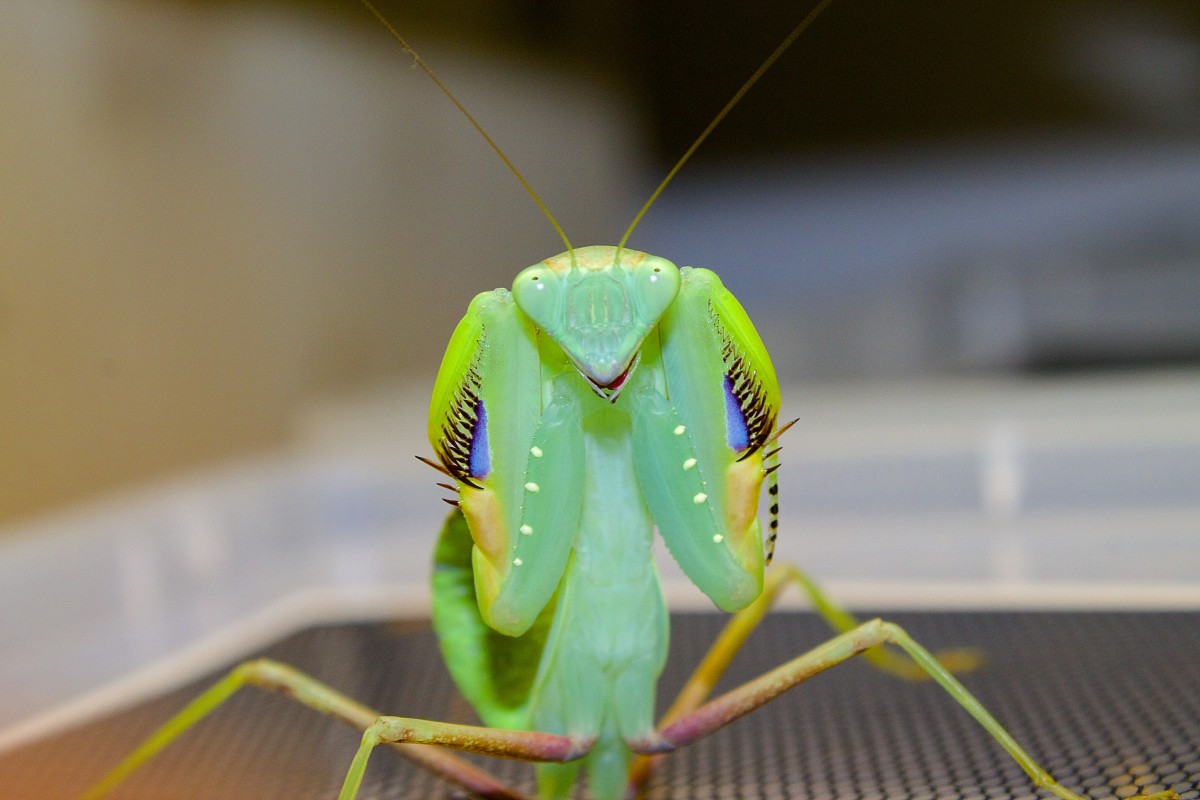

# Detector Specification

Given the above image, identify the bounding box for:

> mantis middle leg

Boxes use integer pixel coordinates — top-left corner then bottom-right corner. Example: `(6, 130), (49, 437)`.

(628, 617), (1180, 800)
(81, 658), (587, 800)
(626, 562), (981, 792)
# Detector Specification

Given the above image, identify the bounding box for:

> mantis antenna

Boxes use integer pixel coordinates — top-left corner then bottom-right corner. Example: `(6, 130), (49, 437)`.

(362, 0), (835, 255)
(617, 0), (837, 250)
(359, 0), (575, 255)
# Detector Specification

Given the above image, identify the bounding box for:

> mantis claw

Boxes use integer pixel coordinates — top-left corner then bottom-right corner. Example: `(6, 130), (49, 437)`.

(625, 733), (673, 756)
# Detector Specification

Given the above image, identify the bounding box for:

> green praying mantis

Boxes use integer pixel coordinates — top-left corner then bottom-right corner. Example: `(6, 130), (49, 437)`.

(81, 3), (1185, 800)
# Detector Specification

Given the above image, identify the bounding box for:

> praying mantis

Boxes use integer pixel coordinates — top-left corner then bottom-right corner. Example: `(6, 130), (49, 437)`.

(80, 3), (1186, 800)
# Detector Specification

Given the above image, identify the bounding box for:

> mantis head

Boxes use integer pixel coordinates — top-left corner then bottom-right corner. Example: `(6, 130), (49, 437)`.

(513, 246), (680, 401)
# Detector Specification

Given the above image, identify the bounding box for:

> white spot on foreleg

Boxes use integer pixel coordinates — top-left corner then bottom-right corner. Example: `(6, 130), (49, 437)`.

(674, 425), (686, 435)
(712, 534), (724, 543)
(520, 524), (533, 535)
(530, 446), (543, 458)
(525, 482), (540, 493)
(693, 492), (707, 504)
(682, 458), (697, 470)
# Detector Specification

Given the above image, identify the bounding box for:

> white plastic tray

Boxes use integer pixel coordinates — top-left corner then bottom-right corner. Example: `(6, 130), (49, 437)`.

(1, 372), (1197, 753)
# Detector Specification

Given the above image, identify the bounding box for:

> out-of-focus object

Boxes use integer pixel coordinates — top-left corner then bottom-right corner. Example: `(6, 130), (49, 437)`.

(0, 372), (1196, 754)
(0, 0), (640, 523)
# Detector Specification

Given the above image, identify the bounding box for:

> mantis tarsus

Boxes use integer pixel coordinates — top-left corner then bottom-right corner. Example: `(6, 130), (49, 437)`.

(81, 3), (1185, 800)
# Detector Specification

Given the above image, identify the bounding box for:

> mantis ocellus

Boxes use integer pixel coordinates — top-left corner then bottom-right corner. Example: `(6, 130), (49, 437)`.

(81, 3), (1186, 800)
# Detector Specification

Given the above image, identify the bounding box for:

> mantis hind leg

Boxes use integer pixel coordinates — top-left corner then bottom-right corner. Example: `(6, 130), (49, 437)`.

(776, 562), (984, 678)
(81, 657), (577, 800)
(629, 618), (1180, 800)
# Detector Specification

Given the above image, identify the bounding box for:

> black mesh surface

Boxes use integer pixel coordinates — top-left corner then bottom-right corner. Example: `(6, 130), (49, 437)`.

(4, 611), (1198, 800)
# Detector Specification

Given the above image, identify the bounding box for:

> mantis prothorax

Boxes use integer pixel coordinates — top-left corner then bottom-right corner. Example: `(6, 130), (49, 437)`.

(82, 3), (1184, 800)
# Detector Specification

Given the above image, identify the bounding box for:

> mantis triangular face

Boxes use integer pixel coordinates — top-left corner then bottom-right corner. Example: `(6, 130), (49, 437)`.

(513, 246), (680, 399)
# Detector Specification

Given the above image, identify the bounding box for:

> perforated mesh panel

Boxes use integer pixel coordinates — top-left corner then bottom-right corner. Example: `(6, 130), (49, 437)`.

(4, 612), (1198, 800)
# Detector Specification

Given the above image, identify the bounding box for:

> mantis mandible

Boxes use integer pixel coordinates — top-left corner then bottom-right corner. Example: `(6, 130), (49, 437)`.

(82, 3), (1184, 800)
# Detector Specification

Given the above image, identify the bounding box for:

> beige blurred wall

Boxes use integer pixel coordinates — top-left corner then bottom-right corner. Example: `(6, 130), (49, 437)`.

(0, 0), (645, 524)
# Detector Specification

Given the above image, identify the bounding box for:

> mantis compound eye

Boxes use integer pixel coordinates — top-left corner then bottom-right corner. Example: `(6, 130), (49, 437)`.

(512, 265), (561, 327)
(629, 257), (681, 325)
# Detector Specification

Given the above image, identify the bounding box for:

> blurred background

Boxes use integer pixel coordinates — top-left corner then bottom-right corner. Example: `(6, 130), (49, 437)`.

(0, 0), (1198, 750)
(2, 0), (1199, 522)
